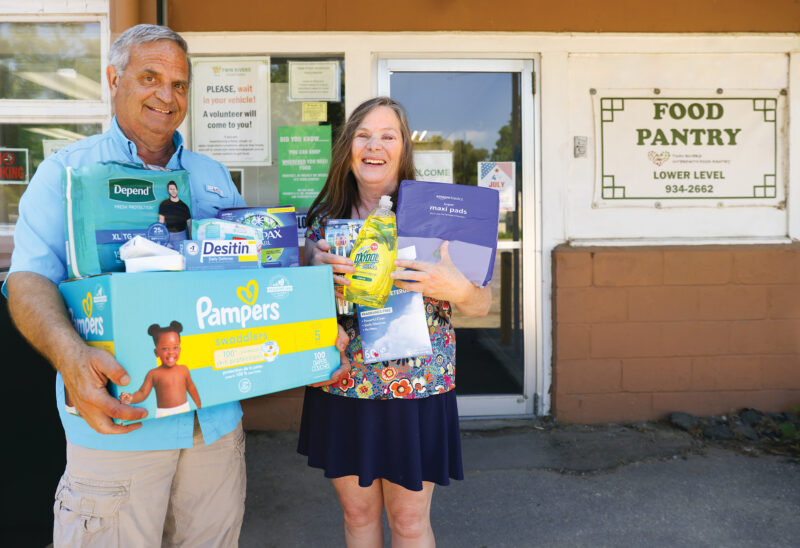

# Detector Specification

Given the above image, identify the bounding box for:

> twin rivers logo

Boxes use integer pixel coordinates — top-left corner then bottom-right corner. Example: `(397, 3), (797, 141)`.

(108, 178), (155, 202)
(196, 279), (286, 329)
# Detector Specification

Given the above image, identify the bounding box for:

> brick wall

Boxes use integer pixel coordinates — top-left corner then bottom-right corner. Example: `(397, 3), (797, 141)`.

(553, 244), (800, 423)
(169, 0), (800, 33)
(241, 388), (305, 431)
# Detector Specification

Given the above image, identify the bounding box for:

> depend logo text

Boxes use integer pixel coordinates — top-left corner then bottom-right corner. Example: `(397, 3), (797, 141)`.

(196, 280), (280, 329)
(108, 178), (155, 203)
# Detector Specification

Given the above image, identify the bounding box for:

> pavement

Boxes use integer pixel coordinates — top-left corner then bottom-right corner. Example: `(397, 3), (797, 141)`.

(240, 419), (800, 548)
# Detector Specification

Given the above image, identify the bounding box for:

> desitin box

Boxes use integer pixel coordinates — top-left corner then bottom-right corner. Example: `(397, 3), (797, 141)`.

(59, 267), (339, 424)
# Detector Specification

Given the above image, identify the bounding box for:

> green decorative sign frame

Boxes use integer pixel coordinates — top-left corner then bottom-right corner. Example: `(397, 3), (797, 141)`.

(598, 97), (778, 201)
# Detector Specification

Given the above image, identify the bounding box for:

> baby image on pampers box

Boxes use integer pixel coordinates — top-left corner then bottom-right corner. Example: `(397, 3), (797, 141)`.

(119, 321), (202, 418)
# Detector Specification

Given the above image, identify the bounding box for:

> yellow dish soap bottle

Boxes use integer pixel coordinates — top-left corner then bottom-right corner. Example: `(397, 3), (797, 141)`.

(345, 195), (397, 308)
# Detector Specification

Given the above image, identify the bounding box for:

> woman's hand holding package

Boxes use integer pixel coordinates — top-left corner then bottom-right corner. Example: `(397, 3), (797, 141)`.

(310, 324), (352, 388)
(392, 241), (492, 317)
(304, 238), (355, 298)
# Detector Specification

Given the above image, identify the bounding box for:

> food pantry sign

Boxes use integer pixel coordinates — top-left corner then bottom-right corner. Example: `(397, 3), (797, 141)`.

(593, 91), (784, 207)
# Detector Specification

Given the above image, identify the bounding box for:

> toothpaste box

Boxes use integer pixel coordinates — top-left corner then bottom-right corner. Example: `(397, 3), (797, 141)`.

(217, 206), (300, 268)
(180, 239), (260, 270)
(59, 267), (339, 424)
(191, 218), (263, 242)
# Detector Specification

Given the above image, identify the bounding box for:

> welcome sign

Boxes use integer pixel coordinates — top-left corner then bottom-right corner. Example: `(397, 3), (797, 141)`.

(593, 90), (784, 207)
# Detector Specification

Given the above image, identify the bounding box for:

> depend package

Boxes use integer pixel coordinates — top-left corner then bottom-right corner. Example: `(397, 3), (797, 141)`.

(59, 267), (339, 424)
(64, 161), (191, 279)
(397, 180), (500, 287)
(217, 206), (300, 268)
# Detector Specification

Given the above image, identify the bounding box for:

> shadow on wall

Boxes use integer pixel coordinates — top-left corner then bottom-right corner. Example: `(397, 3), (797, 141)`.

(3, 296), (64, 546)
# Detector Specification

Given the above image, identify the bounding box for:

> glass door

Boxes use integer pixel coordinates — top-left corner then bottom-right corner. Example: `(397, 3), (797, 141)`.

(379, 59), (536, 416)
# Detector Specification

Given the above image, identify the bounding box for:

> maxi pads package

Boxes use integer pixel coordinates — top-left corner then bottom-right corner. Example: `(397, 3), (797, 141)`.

(217, 206), (300, 267)
(64, 161), (191, 279)
(59, 267), (339, 424)
(396, 180), (500, 287)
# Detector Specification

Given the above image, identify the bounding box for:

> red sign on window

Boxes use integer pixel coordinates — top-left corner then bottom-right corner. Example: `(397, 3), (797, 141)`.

(0, 148), (28, 183)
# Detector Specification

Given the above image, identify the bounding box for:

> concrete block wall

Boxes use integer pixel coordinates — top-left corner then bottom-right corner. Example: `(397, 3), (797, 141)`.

(553, 244), (800, 423)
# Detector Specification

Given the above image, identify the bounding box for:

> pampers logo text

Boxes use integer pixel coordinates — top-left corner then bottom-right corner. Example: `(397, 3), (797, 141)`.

(196, 280), (280, 329)
(69, 291), (104, 336)
(108, 178), (155, 203)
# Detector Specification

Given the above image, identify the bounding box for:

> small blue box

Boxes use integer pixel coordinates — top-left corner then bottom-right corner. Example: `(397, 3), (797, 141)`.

(59, 267), (339, 424)
(217, 206), (300, 268)
(180, 239), (261, 270)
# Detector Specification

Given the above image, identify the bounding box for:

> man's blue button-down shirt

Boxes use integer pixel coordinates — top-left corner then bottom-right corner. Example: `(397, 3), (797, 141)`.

(7, 117), (245, 451)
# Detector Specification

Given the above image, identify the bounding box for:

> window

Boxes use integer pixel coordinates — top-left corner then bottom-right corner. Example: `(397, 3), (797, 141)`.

(0, 22), (102, 100)
(189, 54), (345, 237)
(0, 17), (107, 276)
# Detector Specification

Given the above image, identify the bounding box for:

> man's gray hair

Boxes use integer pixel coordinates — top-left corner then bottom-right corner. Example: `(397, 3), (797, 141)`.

(109, 24), (190, 79)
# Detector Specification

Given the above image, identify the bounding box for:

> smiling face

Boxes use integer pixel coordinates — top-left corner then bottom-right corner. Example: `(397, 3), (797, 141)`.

(108, 40), (189, 156)
(167, 181), (178, 198)
(350, 106), (404, 196)
(153, 330), (181, 367)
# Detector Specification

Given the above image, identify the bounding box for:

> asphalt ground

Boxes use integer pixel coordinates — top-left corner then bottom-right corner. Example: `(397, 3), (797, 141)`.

(240, 420), (800, 548)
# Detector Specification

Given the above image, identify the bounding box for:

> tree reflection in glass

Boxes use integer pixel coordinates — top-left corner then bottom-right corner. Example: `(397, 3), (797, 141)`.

(0, 22), (101, 100)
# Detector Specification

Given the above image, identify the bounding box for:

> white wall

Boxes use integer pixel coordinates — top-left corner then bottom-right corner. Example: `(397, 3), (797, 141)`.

(182, 32), (800, 415)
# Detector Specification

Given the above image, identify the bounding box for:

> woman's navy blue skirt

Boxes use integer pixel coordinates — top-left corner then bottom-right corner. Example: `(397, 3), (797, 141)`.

(297, 387), (464, 492)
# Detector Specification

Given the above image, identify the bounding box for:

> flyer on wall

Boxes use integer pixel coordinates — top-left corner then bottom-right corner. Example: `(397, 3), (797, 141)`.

(190, 56), (271, 166)
(278, 125), (332, 208)
(288, 61), (341, 102)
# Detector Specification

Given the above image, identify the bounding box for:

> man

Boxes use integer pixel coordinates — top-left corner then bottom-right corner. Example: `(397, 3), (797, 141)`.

(158, 180), (191, 246)
(9, 24), (243, 547)
(10, 25), (351, 545)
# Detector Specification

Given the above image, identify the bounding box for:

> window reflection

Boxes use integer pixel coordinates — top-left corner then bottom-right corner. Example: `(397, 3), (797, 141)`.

(0, 23), (101, 100)
(391, 71), (525, 395)
(0, 123), (101, 274)
(0, 123), (101, 223)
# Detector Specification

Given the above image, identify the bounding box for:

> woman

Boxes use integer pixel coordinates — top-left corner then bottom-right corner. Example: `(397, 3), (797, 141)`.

(299, 96), (492, 547)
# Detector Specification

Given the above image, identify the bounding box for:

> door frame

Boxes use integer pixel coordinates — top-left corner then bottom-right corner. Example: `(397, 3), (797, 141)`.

(378, 57), (543, 417)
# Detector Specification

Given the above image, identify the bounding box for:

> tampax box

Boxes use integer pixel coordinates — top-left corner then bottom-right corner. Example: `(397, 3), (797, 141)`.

(217, 206), (300, 268)
(59, 267), (339, 424)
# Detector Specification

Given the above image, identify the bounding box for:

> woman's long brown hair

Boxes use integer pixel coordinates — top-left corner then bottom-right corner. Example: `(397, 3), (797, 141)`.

(306, 97), (415, 227)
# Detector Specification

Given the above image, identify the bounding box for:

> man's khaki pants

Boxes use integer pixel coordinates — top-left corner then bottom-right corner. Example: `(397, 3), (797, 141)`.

(53, 420), (246, 548)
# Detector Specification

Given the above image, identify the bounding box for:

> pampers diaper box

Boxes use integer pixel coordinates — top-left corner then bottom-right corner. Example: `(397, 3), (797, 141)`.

(216, 206), (300, 268)
(59, 267), (339, 424)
